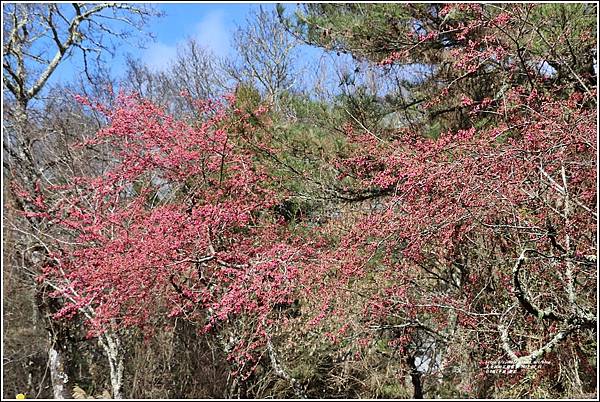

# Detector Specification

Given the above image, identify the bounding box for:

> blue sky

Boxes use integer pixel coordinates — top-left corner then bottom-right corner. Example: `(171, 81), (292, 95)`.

(42, 2), (362, 98)
(17, 3), (587, 99)
(142, 3), (264, 70)
(40, 3), (435, 99)
(48, 3), (280, 86)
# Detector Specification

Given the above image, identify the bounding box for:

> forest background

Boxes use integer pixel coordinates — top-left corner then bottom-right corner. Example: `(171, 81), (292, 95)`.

(2, 2), (598, 399)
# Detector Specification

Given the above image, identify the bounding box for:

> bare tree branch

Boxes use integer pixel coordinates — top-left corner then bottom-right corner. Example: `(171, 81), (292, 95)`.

(512, 248), (564, 321)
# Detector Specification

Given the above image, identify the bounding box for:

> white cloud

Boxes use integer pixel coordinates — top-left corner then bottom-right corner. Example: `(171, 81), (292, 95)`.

(143, 10), (231, 72)
(193, 10), (231, 58)
(143, 42), (178, 72)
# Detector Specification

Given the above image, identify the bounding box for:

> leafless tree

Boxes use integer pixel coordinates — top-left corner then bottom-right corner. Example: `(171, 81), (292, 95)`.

(3, 3), (157, 105)
(124, 37), (222, 116)
(3, 2), (157, 183)
(223, 6), (300, 111)
(3, 3), (158, 398)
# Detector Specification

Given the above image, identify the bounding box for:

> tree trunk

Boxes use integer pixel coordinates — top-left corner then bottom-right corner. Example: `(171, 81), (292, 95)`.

(99, 332), (124, 399)
(36, 283), (72, 399)
(408, 355), (423, 399)
(48, 339), (71, 399)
